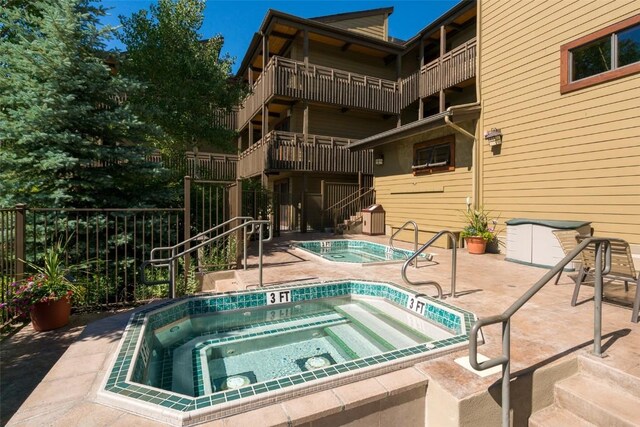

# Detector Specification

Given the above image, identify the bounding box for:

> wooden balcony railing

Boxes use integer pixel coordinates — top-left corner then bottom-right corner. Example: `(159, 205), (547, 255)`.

(419, 37), (477, 99)
(236, 57), (400, 130)
(237, 131), (373, 178)
(236, 38), (476, 128)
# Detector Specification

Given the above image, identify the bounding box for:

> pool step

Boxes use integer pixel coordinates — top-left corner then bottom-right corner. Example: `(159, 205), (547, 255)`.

(324, 323), (386, 359)
(528, 355), (640, 427)
(335, 304), (419, 350)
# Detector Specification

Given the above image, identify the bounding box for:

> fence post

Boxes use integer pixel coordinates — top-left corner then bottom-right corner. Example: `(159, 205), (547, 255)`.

(183, 177), (192, 290)
(320, 180), (325, 231)
(235, 178), (243, 269)
(15, 204), (26, 281)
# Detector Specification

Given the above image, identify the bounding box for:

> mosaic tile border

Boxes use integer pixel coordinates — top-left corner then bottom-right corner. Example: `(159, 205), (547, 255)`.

(101, 279), (476, 422)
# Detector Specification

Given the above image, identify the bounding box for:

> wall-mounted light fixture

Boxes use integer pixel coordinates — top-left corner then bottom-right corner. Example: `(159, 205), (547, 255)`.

(375, 154), (384, 166)
(484, 128), (503, 146)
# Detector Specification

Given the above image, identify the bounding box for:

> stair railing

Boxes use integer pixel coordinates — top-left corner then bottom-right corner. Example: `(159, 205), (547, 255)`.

(140, 217), (273, 297)
(468, 237), (616, 427)
(389, 220), (419, 268)
(401, 230), (458, 298)
(324, 187), (375, 231)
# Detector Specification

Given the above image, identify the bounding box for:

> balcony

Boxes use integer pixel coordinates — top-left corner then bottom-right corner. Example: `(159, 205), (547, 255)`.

(400, 37), (477, 109)
(420, 38), (477, 99)
(237, 131), (373, 178)
(237, 56), (400, 130)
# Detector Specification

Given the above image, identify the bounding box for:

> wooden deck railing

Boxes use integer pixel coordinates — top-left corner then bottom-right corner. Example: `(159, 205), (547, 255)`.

(237, 131), (373, 178)
(236, 57), (400, 130)
(419, 38), (477, 99)
(236, 38), (476, 128)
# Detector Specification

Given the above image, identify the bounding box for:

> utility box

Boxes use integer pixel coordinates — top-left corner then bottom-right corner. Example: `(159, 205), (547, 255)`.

(362, 204), (385, 235)
(505, 219), (592, 268)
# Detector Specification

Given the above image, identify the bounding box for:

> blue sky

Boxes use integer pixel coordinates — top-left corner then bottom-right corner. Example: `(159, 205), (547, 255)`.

(101, 0), (460, 72)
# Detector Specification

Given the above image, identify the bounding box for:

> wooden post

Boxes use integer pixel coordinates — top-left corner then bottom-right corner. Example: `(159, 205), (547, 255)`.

(234, 178), (243, 268)
(396, 53), (402, 127)
(15, 204), (26, 281)
(303, 102), (309, 139)
(183, 177), (192, 287)
(439, 25), (446, 113)
(419, 38), (425, 119)
(320, 179), (325, 231)
(303, 28), (309, 66)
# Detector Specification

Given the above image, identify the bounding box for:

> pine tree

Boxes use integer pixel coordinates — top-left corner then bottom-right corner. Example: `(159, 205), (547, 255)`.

(0, 0), (169, 208)
(118, 0), (248, 156)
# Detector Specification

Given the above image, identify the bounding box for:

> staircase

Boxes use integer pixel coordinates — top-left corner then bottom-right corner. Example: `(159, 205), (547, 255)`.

(337, 213), (363, 234)
(529, 355), (640, 426)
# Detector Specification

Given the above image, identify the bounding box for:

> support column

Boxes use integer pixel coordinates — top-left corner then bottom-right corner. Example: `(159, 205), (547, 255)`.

(303, 28), (309, 66)
(418, 38), (425, 120)
(439, 25), (446, 113)
(396, 54), (402, 127)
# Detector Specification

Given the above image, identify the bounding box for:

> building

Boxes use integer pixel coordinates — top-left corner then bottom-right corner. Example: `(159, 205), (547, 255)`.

(229, 1), (640, 253)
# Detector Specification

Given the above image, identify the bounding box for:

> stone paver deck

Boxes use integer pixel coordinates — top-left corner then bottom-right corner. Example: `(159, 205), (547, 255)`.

(3, 232), (639, 426)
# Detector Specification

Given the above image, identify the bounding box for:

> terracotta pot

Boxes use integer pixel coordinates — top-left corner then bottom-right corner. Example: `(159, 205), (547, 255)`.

(465, 236), (488, 255)
(30, 296), (71, 332)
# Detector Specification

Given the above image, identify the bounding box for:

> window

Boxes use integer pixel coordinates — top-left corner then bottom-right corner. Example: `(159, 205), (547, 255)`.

(412, 135), (455, 175)
(561, 15), (640, 93)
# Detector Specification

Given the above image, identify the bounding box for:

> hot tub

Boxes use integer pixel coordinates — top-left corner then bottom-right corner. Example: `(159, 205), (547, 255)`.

(98, 280), (476, 425)
(294, 239), (430, 265)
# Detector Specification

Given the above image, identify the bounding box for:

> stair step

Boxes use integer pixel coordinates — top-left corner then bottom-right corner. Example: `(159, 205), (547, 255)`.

(528, 405), (595, 427)
(555, 373), (640, 427)
(578, 355), (640, 399)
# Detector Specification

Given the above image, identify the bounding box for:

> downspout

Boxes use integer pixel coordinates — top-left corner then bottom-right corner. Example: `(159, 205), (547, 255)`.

(444, 102), (480, 210)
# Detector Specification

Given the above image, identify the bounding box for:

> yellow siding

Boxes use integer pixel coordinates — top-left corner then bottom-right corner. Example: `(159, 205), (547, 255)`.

(324, 15), (387, 40)
(374, 125), (476, 248)
(480, 0), (640, 248)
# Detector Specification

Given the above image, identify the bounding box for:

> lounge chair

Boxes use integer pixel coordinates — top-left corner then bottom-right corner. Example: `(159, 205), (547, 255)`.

(573, 235), (640, 323)
(552, 229), (583, 286)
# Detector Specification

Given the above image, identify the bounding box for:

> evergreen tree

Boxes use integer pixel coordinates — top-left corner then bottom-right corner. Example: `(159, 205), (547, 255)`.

(0, 0), (169, 208)
(118, 0), (248, 156)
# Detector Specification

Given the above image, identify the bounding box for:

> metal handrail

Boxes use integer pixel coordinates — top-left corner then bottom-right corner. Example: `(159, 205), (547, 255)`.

(389, 220), (419, 268)
(401, 230), (458, 298)
(468, 236), (617, 427)
(140, 219), (273, 297)
(150, 216), (254, 263)
(325, 187), (375, 213)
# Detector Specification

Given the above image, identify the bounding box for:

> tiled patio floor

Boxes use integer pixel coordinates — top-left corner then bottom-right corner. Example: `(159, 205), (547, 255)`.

(3, 232), (639, 426)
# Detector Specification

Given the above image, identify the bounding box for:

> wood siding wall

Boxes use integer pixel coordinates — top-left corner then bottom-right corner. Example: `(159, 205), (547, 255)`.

(292, 39), (396, 81)
(374, 125), (476, 247)
(322, 14), (387, 40)
(480, 0), (640, 248)
(290, 104), (396, 140)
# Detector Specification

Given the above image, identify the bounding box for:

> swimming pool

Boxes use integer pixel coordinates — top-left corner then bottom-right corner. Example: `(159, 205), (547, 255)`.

(98, 280), (475, 425)
(295, 240), (430, 264)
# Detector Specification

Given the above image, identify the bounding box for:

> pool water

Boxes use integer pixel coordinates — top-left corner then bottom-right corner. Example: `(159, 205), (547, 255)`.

(295, 240), (425, 263)
(145, 296), (443, 396)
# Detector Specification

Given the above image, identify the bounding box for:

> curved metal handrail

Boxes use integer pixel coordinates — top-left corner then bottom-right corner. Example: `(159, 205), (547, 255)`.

(468, 236), (617, 427)
(140, 219), (273, 297)
(389, 220), (418, 267)
(401, 230), (458, 298)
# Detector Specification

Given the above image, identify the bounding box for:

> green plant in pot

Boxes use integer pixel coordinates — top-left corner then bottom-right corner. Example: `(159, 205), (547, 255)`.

(460, 207), (500, 255)
(2, 242), (85, 331)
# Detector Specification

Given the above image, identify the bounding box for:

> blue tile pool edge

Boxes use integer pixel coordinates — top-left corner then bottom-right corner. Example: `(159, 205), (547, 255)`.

(293, 239), (429, 265)
(98, 279), (477, 425)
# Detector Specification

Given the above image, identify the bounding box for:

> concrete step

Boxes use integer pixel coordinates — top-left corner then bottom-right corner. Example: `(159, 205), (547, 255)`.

(528, 405), (595, 427)
(578, 355), (640, 399)
(554, 373), (640, 427)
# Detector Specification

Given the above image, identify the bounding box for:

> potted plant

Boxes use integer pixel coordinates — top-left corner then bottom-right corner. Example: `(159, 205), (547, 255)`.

(2, 242), (83, 331)
(460, 208), (500, 255)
